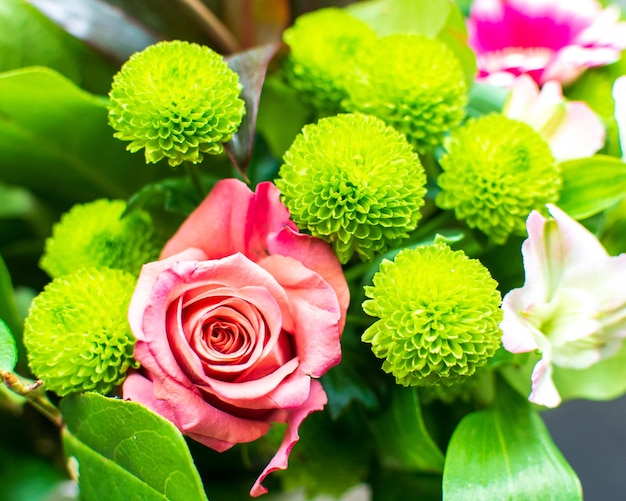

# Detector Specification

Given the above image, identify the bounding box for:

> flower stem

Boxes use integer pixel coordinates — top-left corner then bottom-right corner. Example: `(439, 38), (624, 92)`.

(185, 162), (206, 200)
(176, 0), (240, 54)
(1, 370), (63, 427)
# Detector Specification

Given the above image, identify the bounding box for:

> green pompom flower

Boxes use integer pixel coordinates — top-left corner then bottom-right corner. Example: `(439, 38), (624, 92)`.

(362, 243), (503, 386)
(343, 33), (467, 153)
(436, 114), (561, 244)
(40, 199), (162, 279)
(108, 40), (245, 167)
(283, 8), (376, 114)
(276, 113), (427, 263)
(24, 267), (139, 396)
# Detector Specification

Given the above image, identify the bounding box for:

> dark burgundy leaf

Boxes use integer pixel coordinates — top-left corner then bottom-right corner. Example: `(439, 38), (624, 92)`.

(29, 0), (162, 64)
(225, 42), (282, 176)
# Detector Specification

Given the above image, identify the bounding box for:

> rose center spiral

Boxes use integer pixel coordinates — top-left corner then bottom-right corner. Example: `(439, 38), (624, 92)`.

(206, 320), (246, 354)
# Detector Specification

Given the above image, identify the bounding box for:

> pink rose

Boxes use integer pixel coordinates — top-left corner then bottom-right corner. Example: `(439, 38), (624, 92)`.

(122, 179), (349, 496)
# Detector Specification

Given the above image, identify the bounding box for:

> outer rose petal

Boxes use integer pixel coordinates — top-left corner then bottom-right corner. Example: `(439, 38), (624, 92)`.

(123, 371), (271, 450)
(129, 247), (208, 343)
(250, 379), (327, 497)
(259, 254), (342, 377)
(160, 179), (294, 261)
(269, 226), (350, 330)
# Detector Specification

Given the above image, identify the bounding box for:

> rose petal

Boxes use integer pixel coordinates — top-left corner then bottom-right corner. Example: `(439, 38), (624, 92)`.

(160, 179), (294, 261)
(160, 179), (256, 259)
(269, 226), (350, 330)
(249, 379), (327, 497)
(204, 357), (300, 404)
(260, 254), (342, 377)
(123, 371), (271, 450)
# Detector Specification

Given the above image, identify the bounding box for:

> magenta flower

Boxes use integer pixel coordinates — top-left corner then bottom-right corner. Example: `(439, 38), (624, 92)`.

(500, 204), (626, 408)
(468, 0), (626, 86)
(503, 74), (605, 161)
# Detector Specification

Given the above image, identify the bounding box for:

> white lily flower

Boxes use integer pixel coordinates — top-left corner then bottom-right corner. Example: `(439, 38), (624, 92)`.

(500, 204), (626, 407)
(503, 74), (605, 161)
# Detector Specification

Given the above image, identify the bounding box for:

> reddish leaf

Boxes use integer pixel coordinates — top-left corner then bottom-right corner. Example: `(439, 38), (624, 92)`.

(29, 0), (161, 63)
(225, 42), (282, 176)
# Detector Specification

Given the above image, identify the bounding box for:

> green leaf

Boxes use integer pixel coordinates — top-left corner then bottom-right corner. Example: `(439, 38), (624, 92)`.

(558, 155), (626, 219)
(443, 379), (582, 501)
(256, 73), (313, 158)
(0, 319), (17, 372)
(0, 67), (163, 210)
(467, 83), (510, 117)
(0, 253), (22, 338)
(61, 392), (208, 501)
(0, 0), (116, 95)
(369, 386), (444, 473)
(347, 0), (451, 37)
(552, 340), (626, 402)
(347, 0), (476, 86)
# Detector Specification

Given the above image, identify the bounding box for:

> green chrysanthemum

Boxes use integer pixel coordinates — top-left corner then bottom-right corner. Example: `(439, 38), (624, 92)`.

(436, 114), (561, 244)
(40, 199), (162, 279)
(283, 8), (376, 114)
(23, 267), (139, 396)
(343, 33), (467, 153)
(276, 113), (427, 264)
(362, 243), (503, 386)
(108, 40), (245, 167)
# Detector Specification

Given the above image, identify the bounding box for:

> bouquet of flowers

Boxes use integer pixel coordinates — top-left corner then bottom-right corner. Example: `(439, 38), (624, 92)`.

(2, 0), (626, 499)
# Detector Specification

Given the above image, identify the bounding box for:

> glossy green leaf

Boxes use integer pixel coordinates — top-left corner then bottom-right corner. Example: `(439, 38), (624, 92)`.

(61, 392), (208, 501)
(0, 0), (116, 95)
(0, 67), (162, 210)
(443, 380), (582, 500)
(347, 0), (476, 86)
(0, 319), (17, 372)
(369, 386), (444, 473)
(558, 155), (626, 219)
(553, 341), (626, 402)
